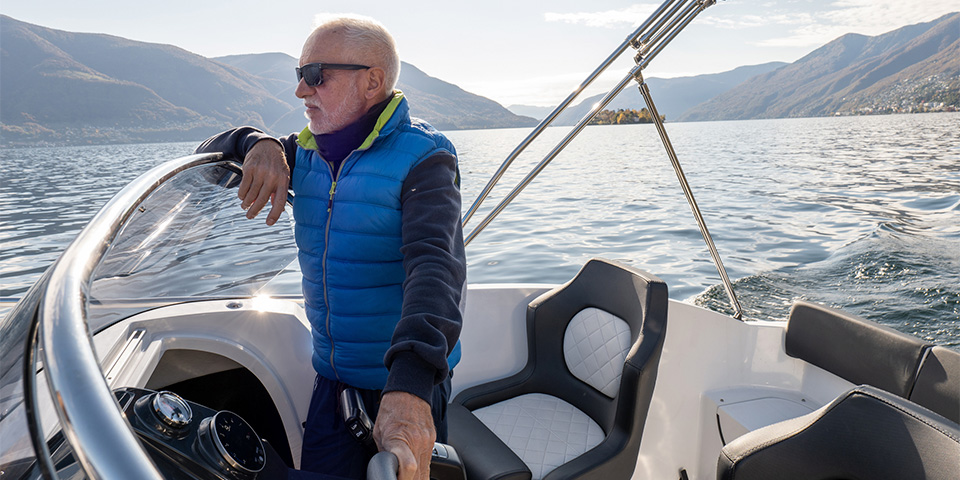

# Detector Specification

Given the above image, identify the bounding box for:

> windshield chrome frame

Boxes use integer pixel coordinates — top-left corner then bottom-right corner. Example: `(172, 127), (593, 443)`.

(30, 153), (231, 479)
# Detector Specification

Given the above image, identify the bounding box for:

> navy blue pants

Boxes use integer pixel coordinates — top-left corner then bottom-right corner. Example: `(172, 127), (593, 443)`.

(299, 374), (451, 479)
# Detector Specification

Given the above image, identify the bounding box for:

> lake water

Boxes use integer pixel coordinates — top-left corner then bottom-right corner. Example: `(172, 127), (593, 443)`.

(1, 112), (958, 347)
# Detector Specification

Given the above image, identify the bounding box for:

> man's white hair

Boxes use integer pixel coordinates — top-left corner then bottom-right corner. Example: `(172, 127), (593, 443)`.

(312, 14), (401, 92)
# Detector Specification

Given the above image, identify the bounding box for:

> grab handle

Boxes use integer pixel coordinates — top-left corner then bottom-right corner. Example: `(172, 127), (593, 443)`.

(367, 452), (399, 480)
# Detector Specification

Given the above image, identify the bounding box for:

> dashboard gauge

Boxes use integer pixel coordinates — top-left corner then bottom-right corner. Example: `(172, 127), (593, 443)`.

(198, 410), (266, 476)
(151, 391), (193, 428)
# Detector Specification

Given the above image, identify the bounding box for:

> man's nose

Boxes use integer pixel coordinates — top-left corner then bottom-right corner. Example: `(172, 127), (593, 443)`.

(295, 79), (313, 98)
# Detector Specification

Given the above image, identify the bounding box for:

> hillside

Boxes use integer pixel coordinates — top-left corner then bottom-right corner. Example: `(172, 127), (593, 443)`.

(0, 15), (292, 145)
(3, 12), (956, 146)
(213, 54), (536, 133)
(535, 62), (787, 124)
(680, 12), (960, 121)
(0, 16), (534, 146)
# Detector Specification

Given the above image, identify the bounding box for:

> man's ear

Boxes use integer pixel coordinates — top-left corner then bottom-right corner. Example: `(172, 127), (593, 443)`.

(363, 67), (387, 100)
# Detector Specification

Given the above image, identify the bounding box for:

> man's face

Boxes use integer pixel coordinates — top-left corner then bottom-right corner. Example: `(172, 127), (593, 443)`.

(296, 30), (369, 135)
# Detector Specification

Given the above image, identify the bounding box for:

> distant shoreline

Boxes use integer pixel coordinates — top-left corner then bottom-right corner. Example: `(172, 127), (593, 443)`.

(3, 110), (958, 148)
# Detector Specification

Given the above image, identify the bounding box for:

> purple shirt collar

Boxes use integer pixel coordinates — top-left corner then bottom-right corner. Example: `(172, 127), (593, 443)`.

(314, 96), (393, 174)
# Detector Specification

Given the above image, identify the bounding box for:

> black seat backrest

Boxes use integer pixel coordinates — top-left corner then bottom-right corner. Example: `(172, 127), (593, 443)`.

(910, 346), (960, 424)
(785, 301), (931, 397)
(718, 385), (960, 480)
(451, 258), (668, 480)
(522, 258), (668, 432)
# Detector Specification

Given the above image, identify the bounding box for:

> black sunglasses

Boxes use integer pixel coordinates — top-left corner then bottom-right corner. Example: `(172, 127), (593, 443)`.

(296, 63), (370, 87)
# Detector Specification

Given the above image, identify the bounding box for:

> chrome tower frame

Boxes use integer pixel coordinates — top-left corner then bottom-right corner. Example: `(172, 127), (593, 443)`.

(461, 0), (743, 319)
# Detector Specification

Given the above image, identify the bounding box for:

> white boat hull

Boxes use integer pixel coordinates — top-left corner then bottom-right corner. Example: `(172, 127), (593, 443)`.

(87, 284), (858, 479)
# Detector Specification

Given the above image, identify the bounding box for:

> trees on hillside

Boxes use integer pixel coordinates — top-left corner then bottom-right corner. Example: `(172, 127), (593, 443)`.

(588, 108), (665, 125)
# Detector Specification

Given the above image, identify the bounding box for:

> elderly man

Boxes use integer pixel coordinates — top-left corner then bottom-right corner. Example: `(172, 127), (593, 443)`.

(196, 15), (465, 480)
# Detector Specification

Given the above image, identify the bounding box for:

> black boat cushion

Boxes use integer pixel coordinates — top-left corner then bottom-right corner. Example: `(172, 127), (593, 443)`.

(447, 403), (532, 480)
(910, 346), (960, 424)
(785, 301), (931, 397)
(717, 385), (960, 480)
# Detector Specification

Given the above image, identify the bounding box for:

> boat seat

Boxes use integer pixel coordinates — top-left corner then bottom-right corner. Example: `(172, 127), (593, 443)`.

(717, 385), (960, 480)
(448, 258), (668, 480)
(785, 300), (932, 397)
(909, 346), (960, 424)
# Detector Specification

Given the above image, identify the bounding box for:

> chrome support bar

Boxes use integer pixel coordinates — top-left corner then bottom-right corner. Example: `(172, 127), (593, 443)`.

(464, 0), (716, 243)
(461, 0), (743, 318)
(464, 66), (642, 246)
(633, 0), (689, 53)
(460, 0), (682, 227)
(635, 76), (743, 319)
(637, 0), (715, 67)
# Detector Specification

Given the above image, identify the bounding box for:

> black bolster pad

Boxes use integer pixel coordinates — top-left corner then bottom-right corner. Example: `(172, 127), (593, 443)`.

(446, 403), (532, 480)
(785, 301), (931, 397)
(717, 386), (960, 480)
(910, 346), (960, 424)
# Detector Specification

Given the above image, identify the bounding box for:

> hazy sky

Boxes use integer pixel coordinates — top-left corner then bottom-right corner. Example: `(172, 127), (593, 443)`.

(3, 0), (957, 106)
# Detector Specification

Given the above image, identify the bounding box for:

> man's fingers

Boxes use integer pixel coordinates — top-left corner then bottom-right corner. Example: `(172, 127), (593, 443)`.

(240, 176), (263, 210)
(373, 392), (434, 480)
(391, 445), (419, 480)
(266, 187), (288, 226)
(238, 172), (252, 201)
(416, 446), (431, 480)
(246, 185), (272, 219)
(237, 139), (289, 224)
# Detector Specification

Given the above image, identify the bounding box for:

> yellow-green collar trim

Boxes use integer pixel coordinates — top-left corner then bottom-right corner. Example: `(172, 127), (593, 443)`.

(297, 125), (317, 151)
(296, 91), (405, 152)
(360, 91), (403, 150)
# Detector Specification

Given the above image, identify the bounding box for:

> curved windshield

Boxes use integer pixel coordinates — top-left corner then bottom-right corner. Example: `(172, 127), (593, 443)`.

(1, 159), (301, 477)
(86, 162), (300, 331)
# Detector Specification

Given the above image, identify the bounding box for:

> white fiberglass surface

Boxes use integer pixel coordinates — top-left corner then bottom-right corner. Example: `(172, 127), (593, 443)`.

(453, 286), (852, 480)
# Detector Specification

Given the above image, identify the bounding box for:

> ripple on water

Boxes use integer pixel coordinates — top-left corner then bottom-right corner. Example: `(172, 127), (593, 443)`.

(3, 115), (959, 348)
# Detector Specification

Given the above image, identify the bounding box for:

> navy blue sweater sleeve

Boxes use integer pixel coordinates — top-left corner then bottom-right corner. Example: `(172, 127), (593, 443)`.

(383, 152), (467, 402)
(194, 126), (298, 173)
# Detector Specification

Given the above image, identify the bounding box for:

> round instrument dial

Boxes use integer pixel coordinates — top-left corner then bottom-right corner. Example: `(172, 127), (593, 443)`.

(151, 391), (193, 428)
(201, 411), (266, 475)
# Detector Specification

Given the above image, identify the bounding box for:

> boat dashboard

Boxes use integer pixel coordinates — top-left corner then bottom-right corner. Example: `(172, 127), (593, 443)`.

(112, 387), (463, 480)
(115, 387), (287, 480)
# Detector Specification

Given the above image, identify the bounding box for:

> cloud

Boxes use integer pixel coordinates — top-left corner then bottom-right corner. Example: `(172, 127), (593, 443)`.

(461, 71), (597, 107)
(701, 12), (815, 30)
(708, 0), (960, 49)
(544, 4), (662, 28)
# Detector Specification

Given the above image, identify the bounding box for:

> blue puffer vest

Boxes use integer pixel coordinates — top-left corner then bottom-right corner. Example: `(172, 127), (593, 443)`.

(291, 92), (462, 390)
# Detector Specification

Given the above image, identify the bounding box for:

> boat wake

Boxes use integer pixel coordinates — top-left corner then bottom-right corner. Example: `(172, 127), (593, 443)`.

(694, 221), (960, 347)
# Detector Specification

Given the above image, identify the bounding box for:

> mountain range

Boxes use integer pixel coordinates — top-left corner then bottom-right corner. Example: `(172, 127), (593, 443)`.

(0, 15), (535, 146)
(211, 53), (539, 134)
(547, 62), (789, 125)
(1, 13), (957, 146)
(680, 12), (959, 121)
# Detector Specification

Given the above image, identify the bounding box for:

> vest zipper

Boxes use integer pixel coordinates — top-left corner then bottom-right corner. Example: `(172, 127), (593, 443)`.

(327, 181), (337, 212)
(320, 149), (362, 382)
(322, 159), (339, 380)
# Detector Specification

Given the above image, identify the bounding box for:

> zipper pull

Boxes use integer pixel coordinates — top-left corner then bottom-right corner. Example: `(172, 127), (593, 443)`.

(327, 181), (337, 212)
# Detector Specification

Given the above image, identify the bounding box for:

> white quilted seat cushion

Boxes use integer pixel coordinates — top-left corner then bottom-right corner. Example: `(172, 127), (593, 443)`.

(472, 393), (605, 480)
(564, 307), (632, 398)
